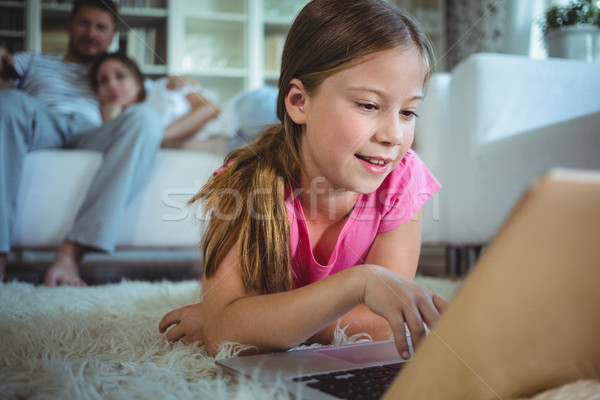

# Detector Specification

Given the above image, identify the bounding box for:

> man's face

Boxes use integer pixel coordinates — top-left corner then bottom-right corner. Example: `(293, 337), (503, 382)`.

(67, 5), (115, 63)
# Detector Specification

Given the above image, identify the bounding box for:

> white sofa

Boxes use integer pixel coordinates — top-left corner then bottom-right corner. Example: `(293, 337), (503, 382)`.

(12, 149), (224, 253)
(417, 53), (600, 273)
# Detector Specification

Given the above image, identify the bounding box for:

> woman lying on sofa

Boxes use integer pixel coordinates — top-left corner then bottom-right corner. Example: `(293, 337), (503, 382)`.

(89, 52), (279, 151)
(89, 52), (220, 148)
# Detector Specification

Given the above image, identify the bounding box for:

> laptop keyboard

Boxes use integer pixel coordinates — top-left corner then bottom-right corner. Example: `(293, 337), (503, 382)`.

(292, 362), (407, 399)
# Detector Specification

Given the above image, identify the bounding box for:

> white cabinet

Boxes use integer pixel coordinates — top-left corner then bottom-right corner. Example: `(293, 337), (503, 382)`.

(168, 0), (247, 104)
(168, 0), (307, 105)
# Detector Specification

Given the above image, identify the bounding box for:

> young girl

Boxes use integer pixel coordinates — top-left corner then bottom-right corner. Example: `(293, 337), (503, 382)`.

(159, 0), (446, 359)
(89, 52), (220, 147)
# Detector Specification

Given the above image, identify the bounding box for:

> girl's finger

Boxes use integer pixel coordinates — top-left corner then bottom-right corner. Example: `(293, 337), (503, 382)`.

(166, 323), (185, 342)
(433, 293), (448, 313)
(416, 295), (443, 329)
(181, 333), (204, 345)
(403, 308), (426, 349)
(388, 314), (411, 360)
(158, 307), (185, 333)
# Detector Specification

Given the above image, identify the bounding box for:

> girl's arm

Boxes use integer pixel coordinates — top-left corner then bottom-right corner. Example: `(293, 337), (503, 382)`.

(160, 221), (444, 358)
(365, 209), (423, 279)
(307, 209), (426, 345)
(161, 92), (219, 148)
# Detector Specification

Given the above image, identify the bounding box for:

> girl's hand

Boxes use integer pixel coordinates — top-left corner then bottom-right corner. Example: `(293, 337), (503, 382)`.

(359, 265), (447, 359)
(158, 303), (205, 344)
(100, 100), (123, 122)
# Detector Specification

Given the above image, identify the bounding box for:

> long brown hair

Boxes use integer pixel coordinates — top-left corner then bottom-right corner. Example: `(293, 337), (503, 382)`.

(192, 0), (434, 294)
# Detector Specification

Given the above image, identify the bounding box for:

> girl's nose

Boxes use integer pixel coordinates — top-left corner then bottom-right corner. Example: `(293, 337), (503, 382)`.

(375, 112), (404, 146)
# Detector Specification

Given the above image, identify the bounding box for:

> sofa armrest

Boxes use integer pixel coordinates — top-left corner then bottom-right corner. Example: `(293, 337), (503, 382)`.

(415, 72), (452, 177)
(468, 111), (600, 243)
(450, 53), (600, 149)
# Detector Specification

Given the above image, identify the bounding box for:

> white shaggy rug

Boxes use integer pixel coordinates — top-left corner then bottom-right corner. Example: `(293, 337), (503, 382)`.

(0, 277), (596, 399)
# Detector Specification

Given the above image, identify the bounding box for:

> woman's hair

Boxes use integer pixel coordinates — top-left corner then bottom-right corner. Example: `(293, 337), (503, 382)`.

(89, 52), (147, 102)
(192, 0), (434, 294)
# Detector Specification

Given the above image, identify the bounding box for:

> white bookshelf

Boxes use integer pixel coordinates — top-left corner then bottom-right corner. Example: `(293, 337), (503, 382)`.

(168, 0), (308, 105)
(16, 0), (169, 76)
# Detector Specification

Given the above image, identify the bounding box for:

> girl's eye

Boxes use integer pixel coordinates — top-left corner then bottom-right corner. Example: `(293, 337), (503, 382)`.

(358, 102), (378, 111)
(401, 110), (419, 120)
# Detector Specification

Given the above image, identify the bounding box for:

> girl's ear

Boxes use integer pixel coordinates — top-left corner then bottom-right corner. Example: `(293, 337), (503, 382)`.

(285, 78), (307, 125)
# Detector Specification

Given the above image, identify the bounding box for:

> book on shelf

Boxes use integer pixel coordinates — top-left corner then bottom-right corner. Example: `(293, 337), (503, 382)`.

(264, 33), (285, 72)
(124, 27), (165, 67)
(117, 0), (166, 9)
(41, 29), (69, 54)
(0, 7), (24, 31)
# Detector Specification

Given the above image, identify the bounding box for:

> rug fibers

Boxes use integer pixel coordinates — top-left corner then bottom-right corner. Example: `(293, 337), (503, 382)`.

(1, 277), (593, 399)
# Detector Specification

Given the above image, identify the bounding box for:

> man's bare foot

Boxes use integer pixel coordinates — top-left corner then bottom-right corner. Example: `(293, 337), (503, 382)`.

(44, 241), (87, 287)
(0, 253), (7, 283)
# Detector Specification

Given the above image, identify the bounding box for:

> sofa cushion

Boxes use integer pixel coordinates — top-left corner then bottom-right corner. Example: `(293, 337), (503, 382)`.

(12, 150), (102, 248)
(12, 149), (224, 250)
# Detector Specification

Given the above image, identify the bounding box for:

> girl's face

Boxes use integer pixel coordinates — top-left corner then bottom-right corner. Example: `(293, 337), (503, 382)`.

(96, 58), (142, 107)
(293, 48), (425, 194)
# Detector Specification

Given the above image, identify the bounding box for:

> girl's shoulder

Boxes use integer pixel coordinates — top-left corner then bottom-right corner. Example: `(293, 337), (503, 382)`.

(367, 150), (440, 228)
(380, 149), (437, 193)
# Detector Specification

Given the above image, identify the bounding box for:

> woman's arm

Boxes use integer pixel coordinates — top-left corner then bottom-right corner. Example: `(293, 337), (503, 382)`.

(161, 92), (219, 148)
(100, 101), (123, 122)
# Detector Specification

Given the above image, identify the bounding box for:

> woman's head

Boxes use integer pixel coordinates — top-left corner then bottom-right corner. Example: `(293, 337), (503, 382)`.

(90, 52), (146, 107)
(277, 0), (434, 141)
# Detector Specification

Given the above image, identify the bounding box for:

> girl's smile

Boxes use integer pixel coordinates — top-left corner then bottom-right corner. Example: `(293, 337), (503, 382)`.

(355, 154), (392, 175)
(293, 47), (425, 195)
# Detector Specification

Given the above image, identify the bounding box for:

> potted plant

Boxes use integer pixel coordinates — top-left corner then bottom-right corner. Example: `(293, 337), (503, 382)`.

(541, 0), (600, 61)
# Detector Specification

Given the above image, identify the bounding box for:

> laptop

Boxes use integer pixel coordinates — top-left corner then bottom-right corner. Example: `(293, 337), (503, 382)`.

(217, 168), (600, 400)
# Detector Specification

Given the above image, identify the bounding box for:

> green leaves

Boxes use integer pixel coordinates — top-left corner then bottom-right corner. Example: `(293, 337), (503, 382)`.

(541, 0), (600, 35)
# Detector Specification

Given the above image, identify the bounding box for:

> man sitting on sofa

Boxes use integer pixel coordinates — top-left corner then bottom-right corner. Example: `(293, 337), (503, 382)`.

(0, 0), (163, 286)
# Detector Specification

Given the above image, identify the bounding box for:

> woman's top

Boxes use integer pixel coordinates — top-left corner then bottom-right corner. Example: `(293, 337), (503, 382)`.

(144, 77), (196, 126)
(286, 149), (441, 289)
(145, 81), (278, 148)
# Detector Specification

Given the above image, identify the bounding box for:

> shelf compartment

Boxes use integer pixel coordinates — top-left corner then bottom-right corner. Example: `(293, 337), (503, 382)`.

(263, 0), (306, 22)
(187, 74), (245, 105)
(181, 0), (245, 15)
(182, 18), (246, 71)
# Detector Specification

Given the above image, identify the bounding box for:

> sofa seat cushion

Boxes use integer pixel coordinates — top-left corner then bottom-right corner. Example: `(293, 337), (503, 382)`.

(12, 149), (224, 250)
